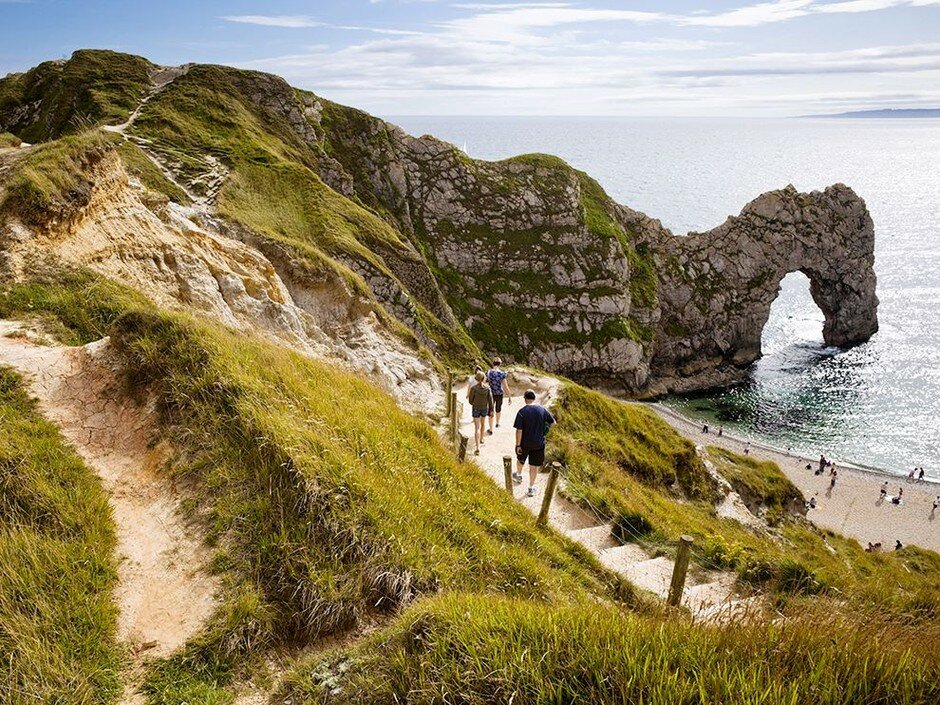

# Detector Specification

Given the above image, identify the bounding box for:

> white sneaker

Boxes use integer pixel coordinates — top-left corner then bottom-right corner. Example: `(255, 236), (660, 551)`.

(512, 472), (523, 484)
(526, 486), (537, 498)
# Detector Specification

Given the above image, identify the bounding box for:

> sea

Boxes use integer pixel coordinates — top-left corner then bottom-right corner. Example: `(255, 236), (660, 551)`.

(390, 116), (940, 479)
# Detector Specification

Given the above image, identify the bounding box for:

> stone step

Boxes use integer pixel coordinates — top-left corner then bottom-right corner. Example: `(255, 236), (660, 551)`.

(565, 524), (617, 554)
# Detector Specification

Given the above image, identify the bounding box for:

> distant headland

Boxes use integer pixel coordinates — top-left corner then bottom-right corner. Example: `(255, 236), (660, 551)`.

(801, 108), (940, 118)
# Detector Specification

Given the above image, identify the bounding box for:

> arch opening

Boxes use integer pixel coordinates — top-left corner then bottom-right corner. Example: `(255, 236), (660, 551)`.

(761, 271), (825, 357)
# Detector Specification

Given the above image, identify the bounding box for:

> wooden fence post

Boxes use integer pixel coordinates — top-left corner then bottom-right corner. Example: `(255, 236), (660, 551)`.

(458, 434), (469, 462)
(502, 456), (514, 493)
(536, 462), (561, 527)
(444, 372), (453, 417)
(667, 535), (694, 607)
(450, 392), (458, 444)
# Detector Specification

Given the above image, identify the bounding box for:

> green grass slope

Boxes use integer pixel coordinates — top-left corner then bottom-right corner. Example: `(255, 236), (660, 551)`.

(0, 50), (153, 143)
(0, 366), (122, 704)
(280, 593), (940, 705)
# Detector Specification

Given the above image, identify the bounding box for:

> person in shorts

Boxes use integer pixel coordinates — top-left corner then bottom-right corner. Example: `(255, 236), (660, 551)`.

(467, 371), (493, 455)
(486, 357), (513, 435)
(513, 389), (556, 497)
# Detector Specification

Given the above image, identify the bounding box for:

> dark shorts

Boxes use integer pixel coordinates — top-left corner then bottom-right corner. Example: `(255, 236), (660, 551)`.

(492, 394), (504, 413)
(472, 407), (489, 419)
(516, 446), (545, 467)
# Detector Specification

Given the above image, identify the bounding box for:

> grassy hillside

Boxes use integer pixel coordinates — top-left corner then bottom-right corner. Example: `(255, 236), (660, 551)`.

(0, 366), (122, 704)
(0, 49), (153, 143)
(279, 593), (940, 705)
(0, 270), (631, 702)
(553, 383), (940, 609)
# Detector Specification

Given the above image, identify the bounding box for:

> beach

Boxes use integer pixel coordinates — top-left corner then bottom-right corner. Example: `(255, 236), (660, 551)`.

(648, 403), (940, 554)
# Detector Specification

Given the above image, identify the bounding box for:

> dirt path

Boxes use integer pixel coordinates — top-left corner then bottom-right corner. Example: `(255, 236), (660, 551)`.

(0, 322), (218, 699)
(455, 372), (741, 616)
(650, 403), (940, 553)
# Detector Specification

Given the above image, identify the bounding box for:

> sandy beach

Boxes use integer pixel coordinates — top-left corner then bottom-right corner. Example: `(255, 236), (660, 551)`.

(647, 403), (940, 554)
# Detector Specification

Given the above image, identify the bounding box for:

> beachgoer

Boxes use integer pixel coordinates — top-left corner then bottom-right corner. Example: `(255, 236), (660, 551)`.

(891, 495), (903, 505)
(805, 463), (812, 472)
(818, 455), (826, 474)
(866, 542), (874, 552)
(485, 358), (513, 435)
(879, 482), (888, 499)
(513, 389), (556, 497)
(718, 426), (723, 437)
(702, 423), (709, 434)
(898, 486), (904, 498)
(933, 496), (939, 511)
(895, 540), (903, 551)
(829, 471), (837, 489)
(744, 442), (750, 456)
(808, 496), (817, 509)
(908, 468), (916, 482)
(467, 372), (493, 456)
(918, 467), (925, 482)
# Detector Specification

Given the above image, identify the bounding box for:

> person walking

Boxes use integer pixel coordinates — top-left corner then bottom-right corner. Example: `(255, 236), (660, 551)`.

(513, 389), (556, 497)
(486, 357), (513, 435)
(917, 467), (925, 482)
(829, 470), (838, 490)
(879, 481), (888, 499)
(818, 454), (827, 474)
(467, 371), (493, 456)
(743, 442), (750, 456)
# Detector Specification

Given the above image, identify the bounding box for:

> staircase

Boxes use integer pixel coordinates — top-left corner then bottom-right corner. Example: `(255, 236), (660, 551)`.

(454, 374), (746, 618)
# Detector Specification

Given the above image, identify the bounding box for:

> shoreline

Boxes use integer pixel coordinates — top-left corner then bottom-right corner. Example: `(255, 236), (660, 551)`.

(643, 401), (940, 554)
(651, 401), (940, 488)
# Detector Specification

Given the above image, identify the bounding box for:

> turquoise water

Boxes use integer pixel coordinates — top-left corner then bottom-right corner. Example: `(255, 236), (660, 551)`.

(391, 116), (940, 477)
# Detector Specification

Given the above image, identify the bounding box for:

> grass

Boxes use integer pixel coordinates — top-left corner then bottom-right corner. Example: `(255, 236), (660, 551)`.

(279, 592), (940, 705)
(0, 49), (153, 143)
(707, 445), (804, 523)
(0, 132), (21, 148)
(0, 129), (112, 227)
(0, 366), (122, 704)
(550, 382), (940, 608)
(116, 140), (192, 204)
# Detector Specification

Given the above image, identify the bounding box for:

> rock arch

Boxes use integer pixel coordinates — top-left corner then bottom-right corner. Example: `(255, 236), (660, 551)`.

(649, 184), (879, 393)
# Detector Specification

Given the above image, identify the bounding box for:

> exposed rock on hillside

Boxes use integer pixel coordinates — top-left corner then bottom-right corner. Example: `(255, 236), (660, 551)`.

(0, 50), (879, 396)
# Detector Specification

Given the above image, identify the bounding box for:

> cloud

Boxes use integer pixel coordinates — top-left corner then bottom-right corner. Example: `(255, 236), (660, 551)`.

(223, 15), (323, 28)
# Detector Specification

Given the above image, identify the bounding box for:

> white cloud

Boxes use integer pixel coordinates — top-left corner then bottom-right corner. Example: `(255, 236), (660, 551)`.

(223, 15), (323, 28)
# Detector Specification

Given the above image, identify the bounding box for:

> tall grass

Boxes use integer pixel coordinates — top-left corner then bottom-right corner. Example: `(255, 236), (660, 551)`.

(281, 592), (940, 705)
(0, 367), (122, 704)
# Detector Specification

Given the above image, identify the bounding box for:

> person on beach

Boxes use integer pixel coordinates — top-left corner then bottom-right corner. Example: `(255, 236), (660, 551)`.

(513, 389), (556, 498)
(895, 540), (903, 551)
(918, 467), (925, 482)
(718, 426), (723, 437)
(829, 470), (838, 490)
(933, 496), (939, 512)
(702, 423), (709, 434)
(467, 372), (493, 456)
(818, 455), (827, 474)
(485, 358), (513, 435)
(908, 468), (916, 482)
(744, 442), (750, 456)
(880, 482), (888, 499)
(899, 486), (904, 499)
(807, 496), (817, 510)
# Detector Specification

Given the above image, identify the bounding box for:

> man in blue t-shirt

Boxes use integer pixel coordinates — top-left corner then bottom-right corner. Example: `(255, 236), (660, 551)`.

(513, 389), (556, 497)
(486, 357), (513, 436)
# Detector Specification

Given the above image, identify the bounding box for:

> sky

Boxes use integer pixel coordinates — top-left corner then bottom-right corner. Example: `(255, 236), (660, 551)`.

(1, 0), (939, 116)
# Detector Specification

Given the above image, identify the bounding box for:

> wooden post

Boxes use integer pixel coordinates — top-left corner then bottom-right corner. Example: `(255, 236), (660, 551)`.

(458, 434), (469, 462)
(450, 392), (458, 444)
(667, 535), (694, 607)
(536, 463), (561, 527)
(502, 456), (514, 494)
(444, 372), (453, 417)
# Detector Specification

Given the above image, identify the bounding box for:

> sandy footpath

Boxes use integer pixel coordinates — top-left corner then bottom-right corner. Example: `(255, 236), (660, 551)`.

(649, 403), (940, 554)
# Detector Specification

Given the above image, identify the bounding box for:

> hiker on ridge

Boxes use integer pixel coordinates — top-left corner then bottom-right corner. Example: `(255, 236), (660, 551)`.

(486, 357), (513, 436)
(513, 389), (556, 498)
(467, 371), (494, 456)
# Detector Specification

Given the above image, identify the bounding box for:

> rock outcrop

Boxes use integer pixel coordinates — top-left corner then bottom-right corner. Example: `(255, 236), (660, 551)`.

(0, 50), (880, 397)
